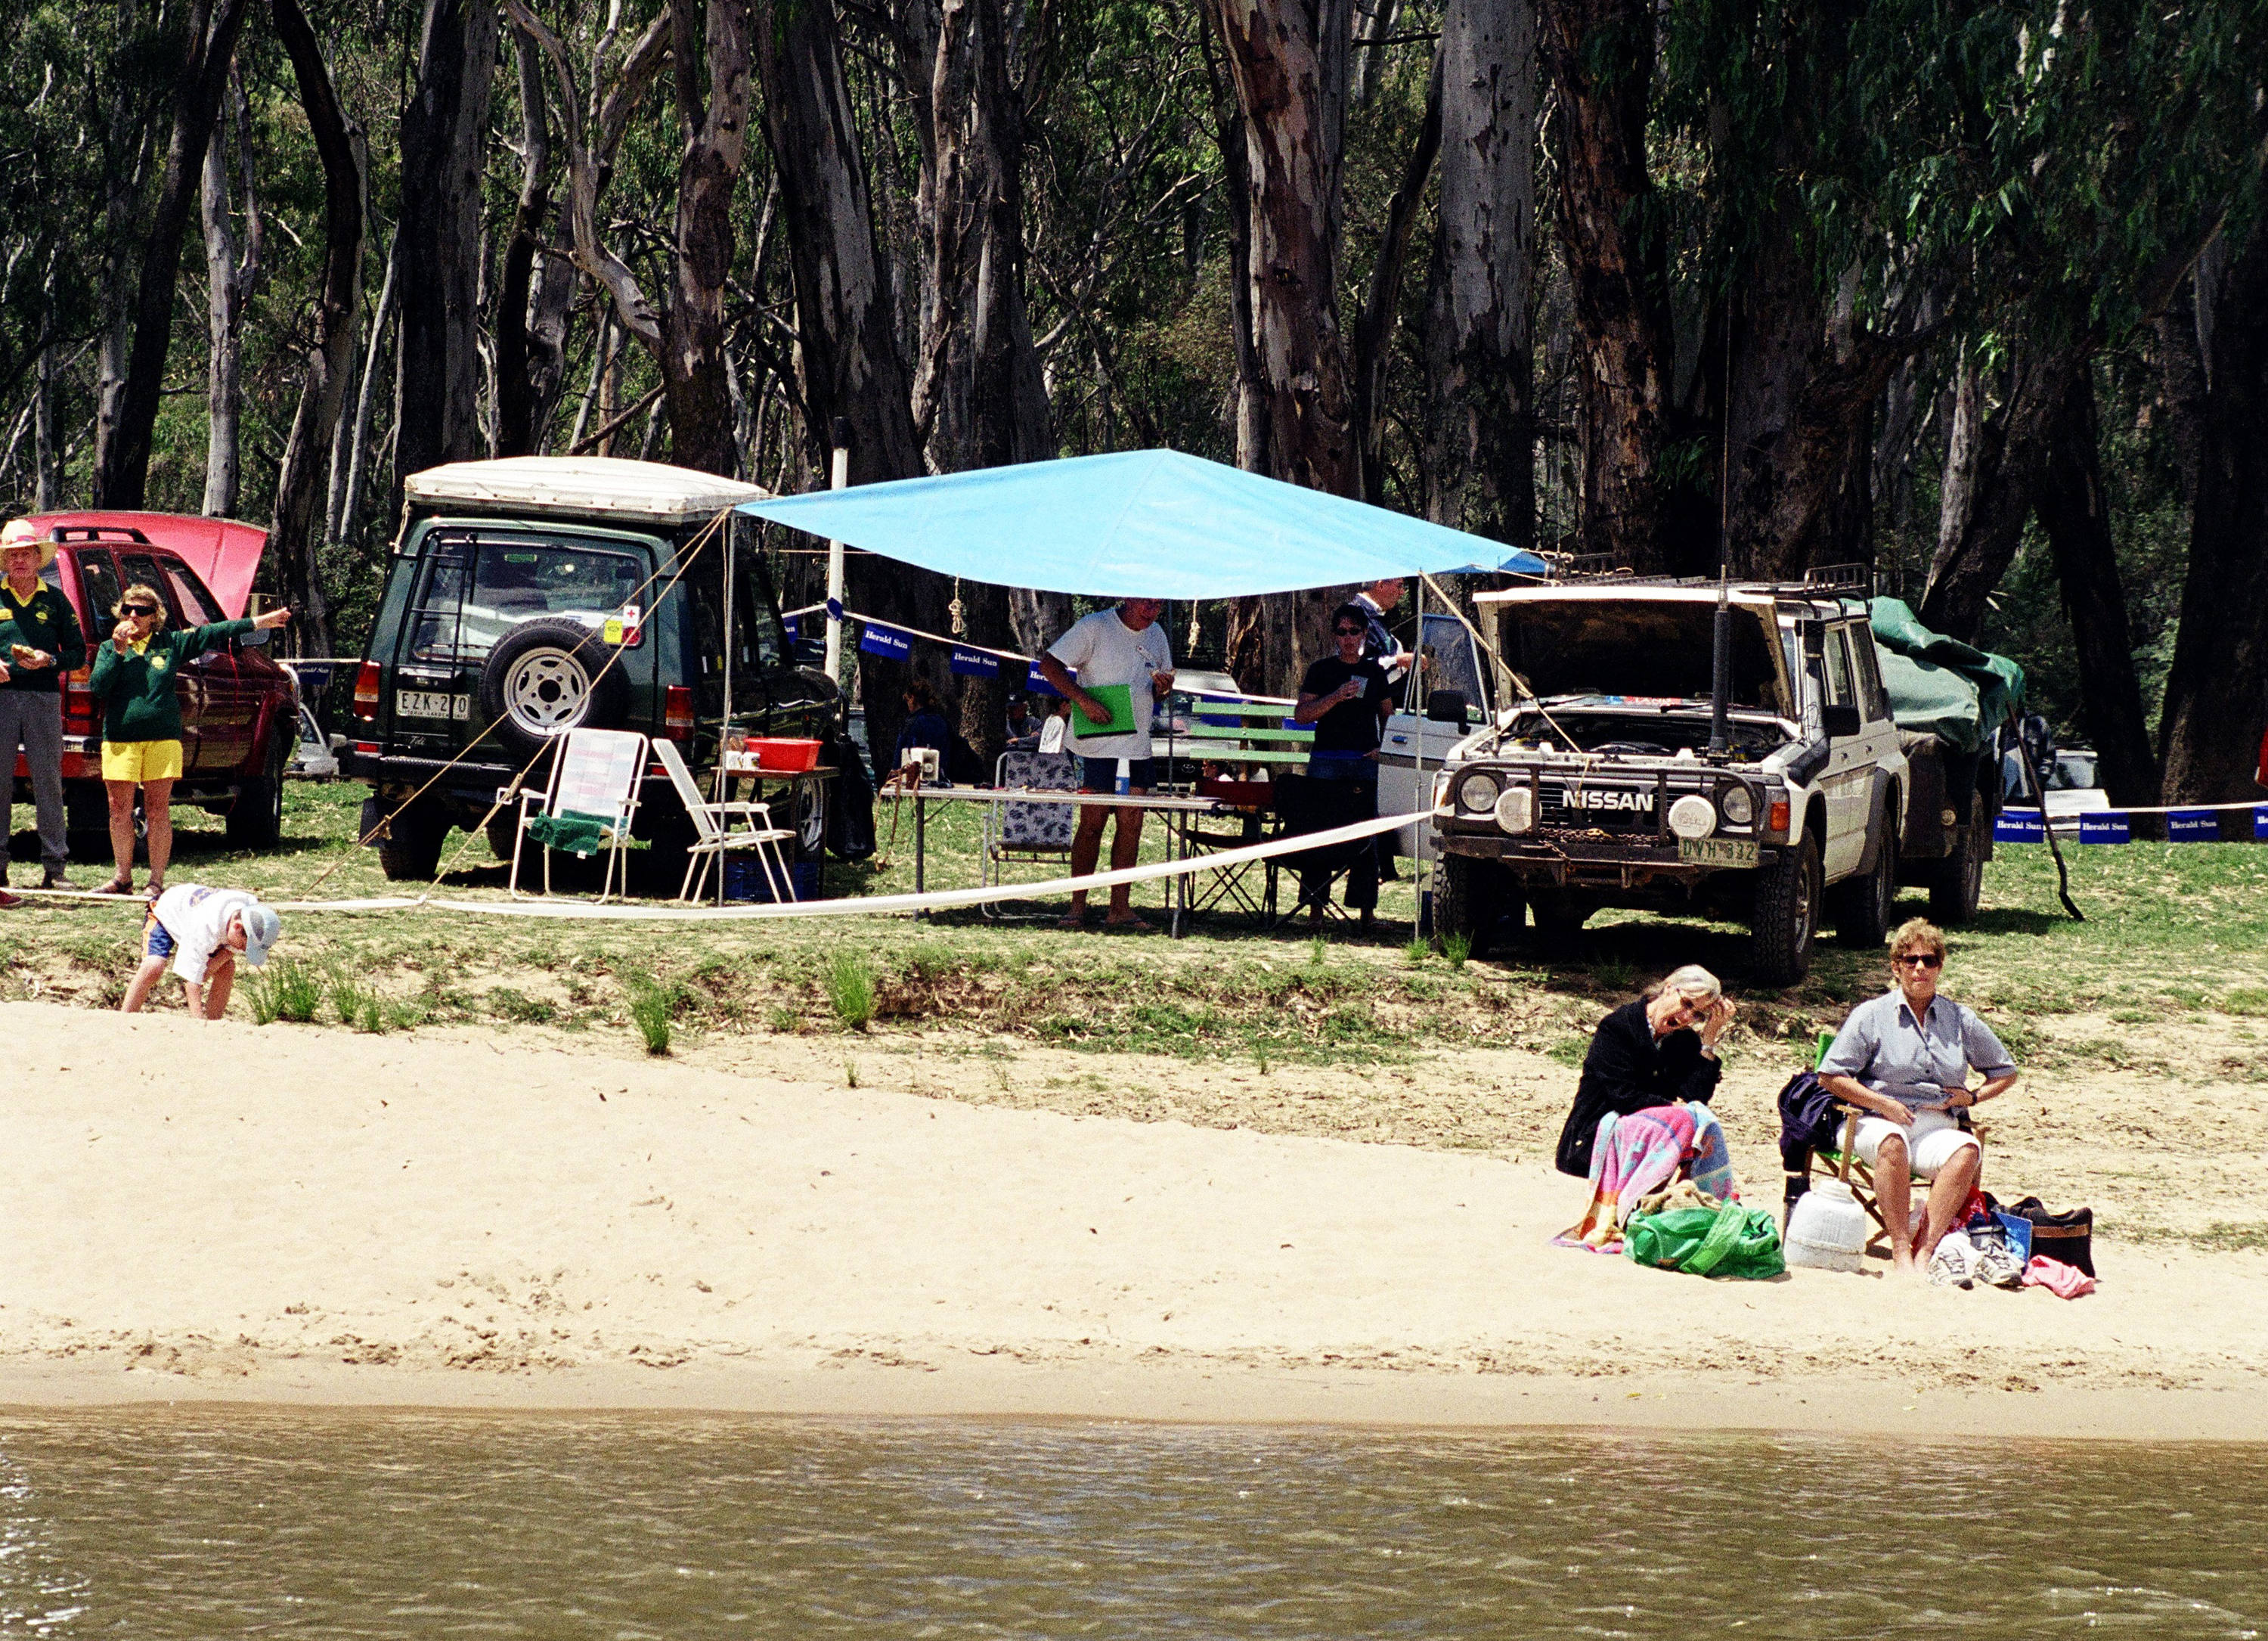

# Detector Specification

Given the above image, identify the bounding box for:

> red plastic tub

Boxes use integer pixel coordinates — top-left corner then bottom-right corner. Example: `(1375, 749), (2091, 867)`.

(743, 737), (823, 773)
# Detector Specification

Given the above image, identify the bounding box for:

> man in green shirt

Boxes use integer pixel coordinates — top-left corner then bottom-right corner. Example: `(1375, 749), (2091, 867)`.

(0, 520), (86, 896)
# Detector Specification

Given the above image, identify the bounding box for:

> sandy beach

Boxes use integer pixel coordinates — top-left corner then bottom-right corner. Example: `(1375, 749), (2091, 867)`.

(2, 1000), (2263, 1438)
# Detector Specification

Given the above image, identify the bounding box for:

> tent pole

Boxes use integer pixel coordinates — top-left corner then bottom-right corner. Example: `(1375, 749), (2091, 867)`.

(719, 520), (735, 804)
(823, 420), (850, 682)
(1414, 572), (1430, 934)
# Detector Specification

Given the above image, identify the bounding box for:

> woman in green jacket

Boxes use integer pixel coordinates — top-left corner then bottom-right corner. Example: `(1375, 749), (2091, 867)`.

(88, 583), (291, 897)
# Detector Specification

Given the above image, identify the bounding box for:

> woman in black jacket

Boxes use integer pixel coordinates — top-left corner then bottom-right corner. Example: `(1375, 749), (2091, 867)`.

(1555, 965), (1737, 1177)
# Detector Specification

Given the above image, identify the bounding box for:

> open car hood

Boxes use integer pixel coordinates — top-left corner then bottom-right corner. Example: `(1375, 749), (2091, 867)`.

(29, 511), (268, 619)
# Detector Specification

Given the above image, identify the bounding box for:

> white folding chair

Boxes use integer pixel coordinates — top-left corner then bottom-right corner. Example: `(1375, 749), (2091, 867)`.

(506, 727), (648, 901)
(652, 737), (795, 904)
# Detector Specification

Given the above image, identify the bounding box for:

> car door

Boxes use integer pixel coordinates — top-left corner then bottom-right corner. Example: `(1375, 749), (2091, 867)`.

(1377, 612), (1487, 857)
(164, 557), (256, 774)
(1818, 624), (1871, 877)
(388, 532), (477, 758)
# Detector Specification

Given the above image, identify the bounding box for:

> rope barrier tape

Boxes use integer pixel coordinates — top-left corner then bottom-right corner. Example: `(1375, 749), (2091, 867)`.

(2000, 799), (2267, 817)
(249, 806), (1427, 921)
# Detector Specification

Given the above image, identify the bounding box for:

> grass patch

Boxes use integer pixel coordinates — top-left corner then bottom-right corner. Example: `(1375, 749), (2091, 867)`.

(1440, 932), (1471, 970)
(485, 987), (556, 1025)
(2223, 987), (2268, 1017)
(246, 957), (324, 1025)
(627, 976), (677, 1056)
(824, 951), (875, 1031)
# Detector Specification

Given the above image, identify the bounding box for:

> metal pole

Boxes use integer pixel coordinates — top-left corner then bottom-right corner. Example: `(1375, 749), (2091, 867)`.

(718, 517), (735, 805)
(823, 417), (850, 682)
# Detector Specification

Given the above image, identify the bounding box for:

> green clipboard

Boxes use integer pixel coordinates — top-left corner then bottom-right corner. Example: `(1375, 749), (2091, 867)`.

(1068, 682), (1138, 740)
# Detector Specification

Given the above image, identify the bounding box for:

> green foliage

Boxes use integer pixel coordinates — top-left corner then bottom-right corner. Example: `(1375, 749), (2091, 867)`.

(247, 957), (324, 1025)
(627, 975), (677, 1056)
(1440, 932), (1472, 970)
(824, 951), (875, 1031)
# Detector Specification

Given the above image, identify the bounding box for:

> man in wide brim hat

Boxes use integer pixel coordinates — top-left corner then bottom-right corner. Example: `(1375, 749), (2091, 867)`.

(0, 518), (85, 901)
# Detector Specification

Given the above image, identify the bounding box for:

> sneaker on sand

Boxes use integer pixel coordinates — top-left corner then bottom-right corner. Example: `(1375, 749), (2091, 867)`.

(1927, 1239), (1975, 1289)
(1972, 1242), (2027, 1289)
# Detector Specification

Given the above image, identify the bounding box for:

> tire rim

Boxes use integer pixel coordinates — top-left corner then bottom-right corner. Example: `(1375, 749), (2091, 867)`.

(503, 648), (591, 736)
(1796, 854), (1815, 946)
(795, 783), (826, 853)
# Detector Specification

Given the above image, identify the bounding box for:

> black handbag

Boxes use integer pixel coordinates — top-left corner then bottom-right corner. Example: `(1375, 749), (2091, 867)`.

(2006, 1195), (2094, 1277)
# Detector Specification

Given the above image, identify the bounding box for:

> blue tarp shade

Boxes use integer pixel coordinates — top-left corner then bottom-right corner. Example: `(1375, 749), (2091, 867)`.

(736, 449), (1548, 599)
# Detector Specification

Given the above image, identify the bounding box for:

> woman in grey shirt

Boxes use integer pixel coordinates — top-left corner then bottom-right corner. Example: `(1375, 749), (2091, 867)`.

(1818, 918), (2020, 1274)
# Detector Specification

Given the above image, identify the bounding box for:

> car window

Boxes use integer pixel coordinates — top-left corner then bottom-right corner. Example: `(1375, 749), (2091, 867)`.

(460, 539), (647, 661)
(1823, 627), (1855, 707)
(116, 553), (181, 625)
(1848, 628), (1889, 721)
(405, 538), (473, 664)
(76, 552), (122, 637)
(165, 565), (226, 626)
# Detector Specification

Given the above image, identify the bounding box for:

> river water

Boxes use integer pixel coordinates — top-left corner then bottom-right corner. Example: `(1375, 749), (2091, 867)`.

(1, 1412), (2261, 1638)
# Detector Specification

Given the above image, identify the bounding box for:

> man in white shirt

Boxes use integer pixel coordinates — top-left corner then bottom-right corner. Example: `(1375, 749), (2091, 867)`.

(1350, 578), (1413, 681)
(120, 883), (283, 1019)
(1036, 598), (1175, 929)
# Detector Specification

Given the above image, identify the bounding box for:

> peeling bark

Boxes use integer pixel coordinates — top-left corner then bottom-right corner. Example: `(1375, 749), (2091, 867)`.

(753, 0), (939, 765)
(268, 0), (367, 661)
(91, 0), (253, 507)
(1208, 0), (1359, 693)
(1538, 0), (1671, 570)
(396, 0), (497, 479)
(1419, 0), (1535, 545)
(495, 26), (575, 458)
(199, 64), (259, 519)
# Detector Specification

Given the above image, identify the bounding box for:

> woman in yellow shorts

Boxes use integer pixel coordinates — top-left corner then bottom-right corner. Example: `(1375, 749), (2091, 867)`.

(88, 584), (291, 897)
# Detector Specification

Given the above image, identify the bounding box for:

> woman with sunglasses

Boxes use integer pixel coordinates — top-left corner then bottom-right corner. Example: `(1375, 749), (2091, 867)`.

(1290, 604), (1395, 927)
(1818, 918), (2019, 1274)
(1554, 963), (1737, 1179)
(88, 585), (292, 898)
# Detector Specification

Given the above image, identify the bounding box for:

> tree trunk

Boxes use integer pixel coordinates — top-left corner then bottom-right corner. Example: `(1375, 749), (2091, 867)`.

(2159, 222), (2268, 818)
(330, 228), (398, 547)
(33, 344), (63, 510)
(1538, 0), (1670, 570)
(200, 64), (259, 519)
(396, 0), (497, 481)
(2034, 368), (2158, 808)
(1208, 0), (1359, 501)
(906, 0), (1055, 770)
(495, 26), (572, 460)
(1351, 46), (1439, 507)
(661, 0), (755, 477)
(94, 0), (155, 511)
(91, 0), (253, 508)
(267, 0), (367, 662)
(1208, 0), (1359, 692)
(1918, 341), (2092, 642)
(1419, 0), (1535, 545)
(753, 0), (938, 767)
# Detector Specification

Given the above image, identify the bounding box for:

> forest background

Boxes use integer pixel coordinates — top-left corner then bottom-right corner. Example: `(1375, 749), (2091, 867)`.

(0, 0), (2263, 810)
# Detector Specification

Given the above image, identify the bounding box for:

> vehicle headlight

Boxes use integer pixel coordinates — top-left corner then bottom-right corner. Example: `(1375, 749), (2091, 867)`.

(1457, 771), (1502, 813)
(1495, 787), (1535, 834)
(1717, 784), (1755, 827)
(1668, 794), (1718, 840)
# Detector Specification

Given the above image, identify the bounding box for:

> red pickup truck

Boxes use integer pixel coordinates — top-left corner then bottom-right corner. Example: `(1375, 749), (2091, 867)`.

(15, 513), (298, 848)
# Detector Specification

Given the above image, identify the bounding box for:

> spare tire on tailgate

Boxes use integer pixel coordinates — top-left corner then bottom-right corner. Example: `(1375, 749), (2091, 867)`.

(479, 618), (631, 763)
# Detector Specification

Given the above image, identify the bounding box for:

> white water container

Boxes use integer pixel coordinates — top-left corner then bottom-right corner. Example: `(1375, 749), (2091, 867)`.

(1785, 1180), (1869, 1273)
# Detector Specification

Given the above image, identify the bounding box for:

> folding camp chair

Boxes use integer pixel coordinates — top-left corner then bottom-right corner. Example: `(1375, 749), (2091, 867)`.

(1790, 1028), (1976, 1257)
(505, 727), (648, 901)
(980, 748), (1080, 918)
(652, 736), (795, 904)
(1263, 772), (1377, 929)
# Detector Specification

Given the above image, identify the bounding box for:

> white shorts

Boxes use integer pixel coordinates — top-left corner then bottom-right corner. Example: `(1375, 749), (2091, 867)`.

(1853, 1107), (1978, 1179)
